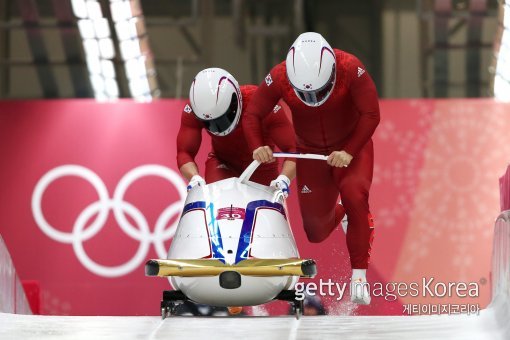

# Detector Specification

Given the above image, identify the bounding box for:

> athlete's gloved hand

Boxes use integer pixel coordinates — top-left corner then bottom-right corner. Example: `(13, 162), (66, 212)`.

(187, 175), (206, 191)
(270, 175), (291, 198)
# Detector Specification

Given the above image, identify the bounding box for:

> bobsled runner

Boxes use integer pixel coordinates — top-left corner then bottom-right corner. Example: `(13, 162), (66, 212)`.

(145, 153), (326, 319)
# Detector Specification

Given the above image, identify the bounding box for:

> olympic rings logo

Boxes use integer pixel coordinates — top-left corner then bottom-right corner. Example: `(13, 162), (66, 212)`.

(31, 165), (187, 278)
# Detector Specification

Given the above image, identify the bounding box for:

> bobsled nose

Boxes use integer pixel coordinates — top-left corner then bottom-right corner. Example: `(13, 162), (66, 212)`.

(145, 260), (160, 276)
(219, 271), (242, 289)
(301, 259), (317, 277)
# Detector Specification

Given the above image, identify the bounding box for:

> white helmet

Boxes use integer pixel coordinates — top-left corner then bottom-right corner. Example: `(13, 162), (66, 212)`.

(286, 32), (336, 107)
(189, 68), (242, 136)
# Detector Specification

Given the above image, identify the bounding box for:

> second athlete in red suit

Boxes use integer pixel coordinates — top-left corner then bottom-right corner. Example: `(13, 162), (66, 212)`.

(243, 32), (380, 304)
(177, 68), (296, 194)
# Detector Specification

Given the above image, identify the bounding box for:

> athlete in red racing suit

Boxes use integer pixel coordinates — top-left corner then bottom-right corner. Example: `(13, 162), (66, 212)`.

(242, 33), (380, 304)
(177, 84), (296, 188)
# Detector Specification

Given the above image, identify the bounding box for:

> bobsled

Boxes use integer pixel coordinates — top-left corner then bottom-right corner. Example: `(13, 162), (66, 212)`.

(145, 153), (324, 319)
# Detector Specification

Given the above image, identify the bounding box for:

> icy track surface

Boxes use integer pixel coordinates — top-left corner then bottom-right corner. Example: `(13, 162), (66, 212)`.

(1, 211), (509, 340)
(0, 298), (509, 340)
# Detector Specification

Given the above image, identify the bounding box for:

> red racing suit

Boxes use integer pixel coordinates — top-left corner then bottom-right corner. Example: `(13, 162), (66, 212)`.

(243, 49), (380, 269)
(177, 85), (296, 186)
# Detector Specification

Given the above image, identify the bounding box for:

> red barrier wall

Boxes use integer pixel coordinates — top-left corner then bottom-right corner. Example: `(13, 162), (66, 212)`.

(0, 99), (509, 316)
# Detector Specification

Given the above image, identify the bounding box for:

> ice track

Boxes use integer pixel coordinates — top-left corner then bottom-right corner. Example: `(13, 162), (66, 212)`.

(1, 211), (509, 340)
(0, 303), (508, 340)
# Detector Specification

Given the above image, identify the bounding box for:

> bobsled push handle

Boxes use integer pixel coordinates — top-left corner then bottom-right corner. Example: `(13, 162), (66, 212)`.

(273, 152), (329, 161)
(238, 152), (328, 185)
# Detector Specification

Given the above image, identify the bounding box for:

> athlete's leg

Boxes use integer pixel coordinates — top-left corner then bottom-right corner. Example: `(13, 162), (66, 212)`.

(296, 158), (339, 243)
(334, 203), (346, 230)
(204, 153), (238, 183)
(333, 140), (375, 269)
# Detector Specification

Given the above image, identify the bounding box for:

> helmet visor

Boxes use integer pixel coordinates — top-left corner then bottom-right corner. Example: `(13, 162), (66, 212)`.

(201, 93), (239, 135)
(293, 65), (336, 106)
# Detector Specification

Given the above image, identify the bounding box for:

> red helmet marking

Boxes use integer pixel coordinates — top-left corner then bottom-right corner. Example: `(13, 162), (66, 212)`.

(318, 46), (335, 75)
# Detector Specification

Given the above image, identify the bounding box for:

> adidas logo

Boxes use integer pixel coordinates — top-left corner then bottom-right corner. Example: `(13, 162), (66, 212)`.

(273, 104), (281, 113)
(357, 67), (365, 78)
(301, 185), (312, 194)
